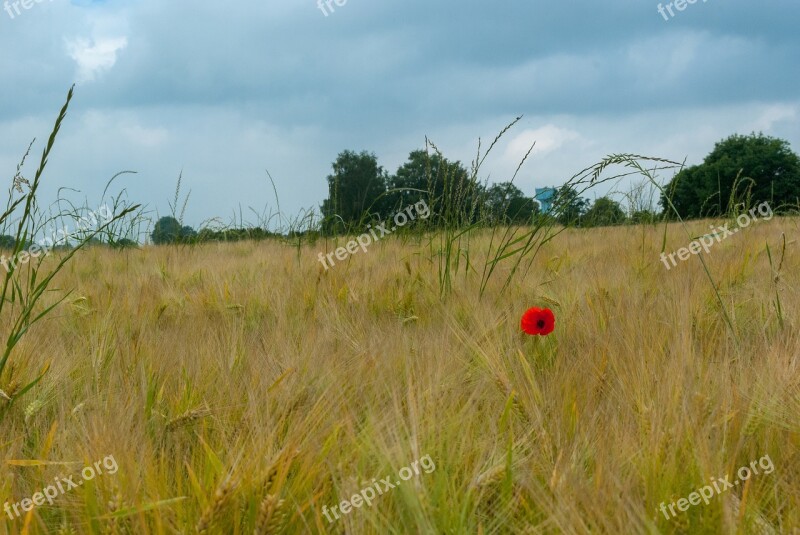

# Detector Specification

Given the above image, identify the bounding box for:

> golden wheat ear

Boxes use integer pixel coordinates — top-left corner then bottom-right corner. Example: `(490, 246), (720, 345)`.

(196, 477), (238, 534)
(254, 494), (288, 535)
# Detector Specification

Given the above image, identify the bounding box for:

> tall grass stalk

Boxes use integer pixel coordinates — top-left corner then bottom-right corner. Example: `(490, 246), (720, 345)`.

(593, 154), (739, 342)
(0, 86), (140, 417)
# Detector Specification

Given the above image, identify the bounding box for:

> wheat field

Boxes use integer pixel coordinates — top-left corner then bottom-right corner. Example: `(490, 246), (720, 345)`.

(1, 218), (798, 534)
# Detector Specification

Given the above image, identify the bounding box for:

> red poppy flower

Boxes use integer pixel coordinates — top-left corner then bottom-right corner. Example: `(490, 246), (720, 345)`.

(520, 307), (555, 336)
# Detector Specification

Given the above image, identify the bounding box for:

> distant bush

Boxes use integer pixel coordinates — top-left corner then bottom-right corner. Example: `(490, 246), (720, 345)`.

(629, 210), (658, 224)
(151, 216), (196, 244)
(195, 227), (275, 243)
(583, 197), (626, 227)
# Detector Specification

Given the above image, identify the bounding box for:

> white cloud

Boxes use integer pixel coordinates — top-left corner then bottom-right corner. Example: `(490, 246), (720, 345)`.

(750, 104), (798, 132)
(66, 36), (128, 83)
(504, 124), (581, 161)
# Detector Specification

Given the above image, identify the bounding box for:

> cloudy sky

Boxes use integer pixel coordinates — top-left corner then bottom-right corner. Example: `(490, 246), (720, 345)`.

(1, 0), (798, 228)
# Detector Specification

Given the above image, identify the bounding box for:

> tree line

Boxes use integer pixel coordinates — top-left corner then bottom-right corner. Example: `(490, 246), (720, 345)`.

(10, 131), (794, 248)
(317, 132), (800, 234)
(145, 131), (800, 244)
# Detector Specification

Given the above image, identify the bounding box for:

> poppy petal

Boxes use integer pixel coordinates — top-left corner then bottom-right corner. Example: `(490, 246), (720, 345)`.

(520, 307), (555, 336)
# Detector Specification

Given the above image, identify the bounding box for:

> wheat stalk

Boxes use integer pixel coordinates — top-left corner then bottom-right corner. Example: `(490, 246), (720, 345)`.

(196, 477), (237, 534)
(166, 406), (211, 432)
(254, 494), (287, 535)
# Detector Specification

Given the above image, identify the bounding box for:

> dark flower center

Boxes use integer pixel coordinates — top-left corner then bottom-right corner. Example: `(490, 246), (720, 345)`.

(536, 319), (546, 328)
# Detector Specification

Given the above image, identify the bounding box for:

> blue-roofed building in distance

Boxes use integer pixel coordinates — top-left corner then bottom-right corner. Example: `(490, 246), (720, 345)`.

(534, 187), (557, 214)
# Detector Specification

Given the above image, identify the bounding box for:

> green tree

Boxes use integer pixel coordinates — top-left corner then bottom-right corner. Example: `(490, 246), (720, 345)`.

(321, 150), (387, 233)
(661, 133), (800, 218)
(584, 197), (626, 227)
(181, 226), (197, 241)
(629, 210), (658, 224)
(152, 216), (196, 244)
(553, 185), (589, 227)
(383, 150), (446, 214)
(0, 235), (14, 249)
(386, 149), (483, 228)
(485, 182), (538, 224)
